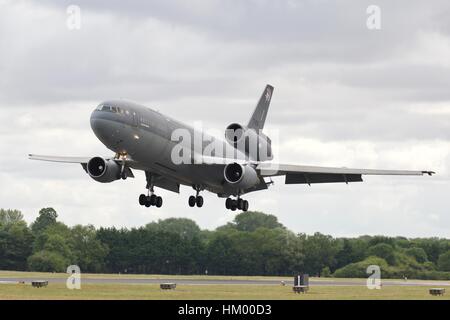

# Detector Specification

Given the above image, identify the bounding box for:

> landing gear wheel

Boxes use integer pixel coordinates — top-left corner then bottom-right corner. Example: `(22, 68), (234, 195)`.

(149, 194), (157, 206)
(139, 194), (146, 206)
(155, 196), (163, 208)
(242, 200), (249, 212)
(230, 200), (237, 211)
(225, 198), (232, 209)
(188, 195), (196, 207)
(144, 196), (151, 208)
(196, 196), (204, 208)
(121, 171), (127, 180)
(237, 198), (244, 210)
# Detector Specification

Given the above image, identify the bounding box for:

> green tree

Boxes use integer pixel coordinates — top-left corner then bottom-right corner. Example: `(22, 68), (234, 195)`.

(335, 239), (368, 269)
(0, 210), (34, 270)
(437, 251), (450, 271)
(27, 250), (68, 272)
(31, 208), (58, 235)
(321, 266), (331, 277)
(301, 232), (340, 276)
(413, 238), (444, 264)
(405, 247), (428, 263)
(368, 243), (396, 265)
(70, 225), (109, 273)
(146, 218), (201, 240)
(0, 209), (25, 226)
(334, 256), (389, 278)
(28, 216), (73, 272)
(221, 211), (285, 232)
(33, 222), (71, 253)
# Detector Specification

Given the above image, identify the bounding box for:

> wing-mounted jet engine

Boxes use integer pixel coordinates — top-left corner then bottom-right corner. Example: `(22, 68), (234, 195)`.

(86, 157), (122, 183)
(223, 162), (259, 189)
(86, 156), (134, 183)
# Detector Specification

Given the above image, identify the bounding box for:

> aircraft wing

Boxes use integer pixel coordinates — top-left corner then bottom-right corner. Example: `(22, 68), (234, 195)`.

(256, 162), (435, 185)
(28, 154), (93, 164)
(28, 154), (136, 178)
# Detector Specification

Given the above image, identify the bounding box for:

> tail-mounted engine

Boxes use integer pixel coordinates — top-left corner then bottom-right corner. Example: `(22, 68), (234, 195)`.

(225, 123), (273, 161)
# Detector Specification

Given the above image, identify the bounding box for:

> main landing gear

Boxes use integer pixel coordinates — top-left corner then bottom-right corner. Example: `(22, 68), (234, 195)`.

(139, 193), (163, 208)
(225, 197), (249, 212)
(189, 185), (204, 208)
(139, 172), (163, 208)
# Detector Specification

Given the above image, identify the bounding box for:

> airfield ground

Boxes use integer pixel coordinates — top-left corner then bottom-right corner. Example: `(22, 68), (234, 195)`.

(0, 271), (448, 300)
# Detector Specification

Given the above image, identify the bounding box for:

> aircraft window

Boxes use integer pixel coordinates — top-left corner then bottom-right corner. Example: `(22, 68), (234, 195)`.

(101, 105), (112, 112)
(111, 106), (118, 113)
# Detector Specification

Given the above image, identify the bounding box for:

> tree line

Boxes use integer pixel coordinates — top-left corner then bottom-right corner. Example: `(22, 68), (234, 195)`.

(1, 208), (450, 279)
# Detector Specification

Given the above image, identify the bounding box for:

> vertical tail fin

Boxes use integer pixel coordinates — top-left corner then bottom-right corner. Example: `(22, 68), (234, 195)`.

(247, 84), (274, 131)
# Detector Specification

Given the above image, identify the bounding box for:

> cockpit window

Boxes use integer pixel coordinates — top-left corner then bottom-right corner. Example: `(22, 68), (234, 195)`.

(96, 104), (115, 112)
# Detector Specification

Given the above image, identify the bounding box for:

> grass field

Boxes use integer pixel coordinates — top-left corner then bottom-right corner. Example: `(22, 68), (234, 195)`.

(0, 271), (448, 300)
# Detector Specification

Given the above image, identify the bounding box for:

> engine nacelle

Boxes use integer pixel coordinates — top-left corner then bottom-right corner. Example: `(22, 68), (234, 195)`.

(86, 157), (121, 183)
(223, 163), (259, 190)
(225, 123), (273, 161)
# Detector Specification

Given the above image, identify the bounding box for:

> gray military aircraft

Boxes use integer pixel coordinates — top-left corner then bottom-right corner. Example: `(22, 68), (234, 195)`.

(29, 85), (434, 211)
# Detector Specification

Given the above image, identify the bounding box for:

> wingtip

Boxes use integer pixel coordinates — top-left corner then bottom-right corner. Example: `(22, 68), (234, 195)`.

(423, 171), (435, 176)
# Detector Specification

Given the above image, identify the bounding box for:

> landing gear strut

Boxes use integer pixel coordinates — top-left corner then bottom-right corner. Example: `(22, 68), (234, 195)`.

(139, 172), (163, 208)
(189, 185), (204, 208)
(225, 197), (249, 212)
(116, 153), (128, 180)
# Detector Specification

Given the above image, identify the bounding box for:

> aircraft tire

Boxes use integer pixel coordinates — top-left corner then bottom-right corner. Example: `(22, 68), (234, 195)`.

(243, 200), (249, 212)
(150, 194), (157, 206)
(237, 198), (244, 210)
(155, 196), (163, 208)
(139, 194), (146, 206)
(225, 198), (232, 209)
(196, 196), (204, 207)
(188, 196), (196, 207)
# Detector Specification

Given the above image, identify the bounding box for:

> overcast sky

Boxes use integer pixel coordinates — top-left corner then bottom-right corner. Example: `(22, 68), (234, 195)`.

(0, 0), (449, 237)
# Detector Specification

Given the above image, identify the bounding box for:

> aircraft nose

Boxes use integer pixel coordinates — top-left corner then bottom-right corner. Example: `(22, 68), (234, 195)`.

(90, 111), (110, 140)
(90, 111), (101, 135)
(90, 108), (122, 150)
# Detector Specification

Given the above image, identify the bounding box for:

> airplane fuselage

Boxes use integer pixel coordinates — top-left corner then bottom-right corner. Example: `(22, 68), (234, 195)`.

(90, 100), (248, 197)
(30, 84), (433, 211)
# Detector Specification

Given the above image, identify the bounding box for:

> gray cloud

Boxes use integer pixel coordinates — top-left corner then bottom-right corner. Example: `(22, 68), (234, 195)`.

(0, 0), (448, 237)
